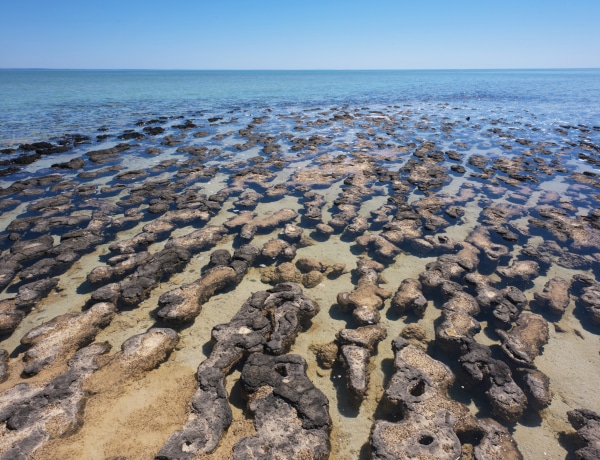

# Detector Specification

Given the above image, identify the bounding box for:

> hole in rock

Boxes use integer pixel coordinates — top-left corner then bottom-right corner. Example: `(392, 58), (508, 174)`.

(274, 364), (288, 377)
(418, 434), (434, 445)
(409, 379), (426, 397)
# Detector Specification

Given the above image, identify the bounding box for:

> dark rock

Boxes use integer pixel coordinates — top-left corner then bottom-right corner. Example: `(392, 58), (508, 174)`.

(515, 368), (552, 411)
(458, 340), (527, 423)
(158, 283), (319, 458)
(51, 157), (85, 170)
(0, 349), (8, 383)
(232, 353), (331, 460)
(20, 302), (116, 375)
(15, 277), (59, 310)
(0, 342), (110, 458)
(567, 409), (600, 460)
(157, 245), (259, 323)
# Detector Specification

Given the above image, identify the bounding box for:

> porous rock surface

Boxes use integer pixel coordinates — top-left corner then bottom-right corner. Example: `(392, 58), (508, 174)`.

(157, 283), (320, 458)
(232, 353), (332, 460)
(370, 337), (522, 459)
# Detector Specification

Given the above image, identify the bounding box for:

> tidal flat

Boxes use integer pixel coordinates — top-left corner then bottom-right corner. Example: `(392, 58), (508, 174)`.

(0, 103), (599, 459)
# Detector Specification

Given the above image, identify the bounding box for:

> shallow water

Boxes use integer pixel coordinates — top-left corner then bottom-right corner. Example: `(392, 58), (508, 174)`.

(0, 71), (599, 459)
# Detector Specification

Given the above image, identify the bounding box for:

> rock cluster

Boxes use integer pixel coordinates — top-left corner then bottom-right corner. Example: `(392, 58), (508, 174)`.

(370, 337), (522, 459)
(158, 283), (322, 458)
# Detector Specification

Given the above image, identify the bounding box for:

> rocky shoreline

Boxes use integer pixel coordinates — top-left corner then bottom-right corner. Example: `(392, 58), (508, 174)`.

(0, 105), (599, 458)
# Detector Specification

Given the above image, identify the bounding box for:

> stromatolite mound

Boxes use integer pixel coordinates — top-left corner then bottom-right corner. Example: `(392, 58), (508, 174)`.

(567, 409), (600, 460)
(370, 337), (523, 459)
(157, 245), (259, 322)
(337, 325), (387, 402)
(87, 252), (153, 285)
(391, 278), (428, 317)
(458, 340), (528, 423)
(158, 283), (319, 458)
(19, 302), (116, 376)
(466, 225), (510, 267)
(496, 260), (540, 286)
(577, 282), (600, 326)
(533, 277), (571, 317)
(0, 342), (111, 459)
(496, 312), (549, 368)
(371, 412), (462, 460)
(232, 353), (332, 460)
(515, 368), (552, 411)
(337, 259), (392, 325)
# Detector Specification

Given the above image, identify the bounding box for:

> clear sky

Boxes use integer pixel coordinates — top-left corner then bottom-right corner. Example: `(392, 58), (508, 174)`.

(1, 0), (599, 70)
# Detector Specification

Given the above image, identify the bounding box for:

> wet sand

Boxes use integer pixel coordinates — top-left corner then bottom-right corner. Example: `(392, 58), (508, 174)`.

(0, 104), (599, 459)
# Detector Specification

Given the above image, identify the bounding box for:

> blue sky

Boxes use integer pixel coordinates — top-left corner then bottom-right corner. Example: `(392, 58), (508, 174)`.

(1, 0), (599, 69)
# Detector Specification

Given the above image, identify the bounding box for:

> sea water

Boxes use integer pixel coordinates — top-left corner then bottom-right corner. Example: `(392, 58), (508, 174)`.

(1, 69), (599, 148)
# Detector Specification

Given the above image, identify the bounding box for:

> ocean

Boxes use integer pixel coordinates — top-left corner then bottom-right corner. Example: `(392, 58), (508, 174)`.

(0, 69), (600, 459)
(1, 69), (599, 147)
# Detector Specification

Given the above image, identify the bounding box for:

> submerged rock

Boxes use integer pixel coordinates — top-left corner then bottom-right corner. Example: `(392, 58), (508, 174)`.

(496, 312), (549, 368)
(337, 325), (387, 402)
(371, 337), (522, 459)
(157, 245), (259, 322)
(458, 340), (528, 422)
(0, 343), (111, 459)
(533, 277), (571, 316)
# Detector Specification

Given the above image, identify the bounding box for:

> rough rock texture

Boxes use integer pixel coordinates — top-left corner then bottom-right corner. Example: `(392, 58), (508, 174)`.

(157, 245), (259, 322)
(0, 343), (110, 459)
(91, 246), (192, 309)
(466, 225), (510, 266)
(309, 342), (339, 369)
(89, 328), (179, 388)
(232, 353), (332, 460)
(337, 325), (387, 401)
(158, 283), (319, 458)
(515, 368), (552, 411)
(371, 412), (462, 460)
(578, 283), (600, 326)
(15, 278), (59, 310)
(371, 337), (522, 459)
(87, 252), (153, 285)
(0, 298), (25, 336)
(164, 225), (226, 253)
(473, 417), (523, 460)
(533, 277), (571, 316)
(496, 312), (549, 368)
(260, 238), (297, 262)
(19, 302), (116, 375)
(458, 340), (528, 423)
(0, 350), (8, 383)
(391, 278), (428, 317)
(337, 259), (392, 325)
(567, 409), (600, 460)
(496, 260), (540, 285)
(225, 208), (298, 241)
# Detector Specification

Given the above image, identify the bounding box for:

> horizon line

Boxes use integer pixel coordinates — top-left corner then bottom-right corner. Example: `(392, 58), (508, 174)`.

(1, 66), (599, 72)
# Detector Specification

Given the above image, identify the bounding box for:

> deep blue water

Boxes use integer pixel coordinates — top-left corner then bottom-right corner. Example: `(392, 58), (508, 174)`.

(1, 69), (599, 147)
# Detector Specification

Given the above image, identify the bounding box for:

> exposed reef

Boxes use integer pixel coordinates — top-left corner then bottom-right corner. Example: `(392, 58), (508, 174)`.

(0, 103), (599, 459)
